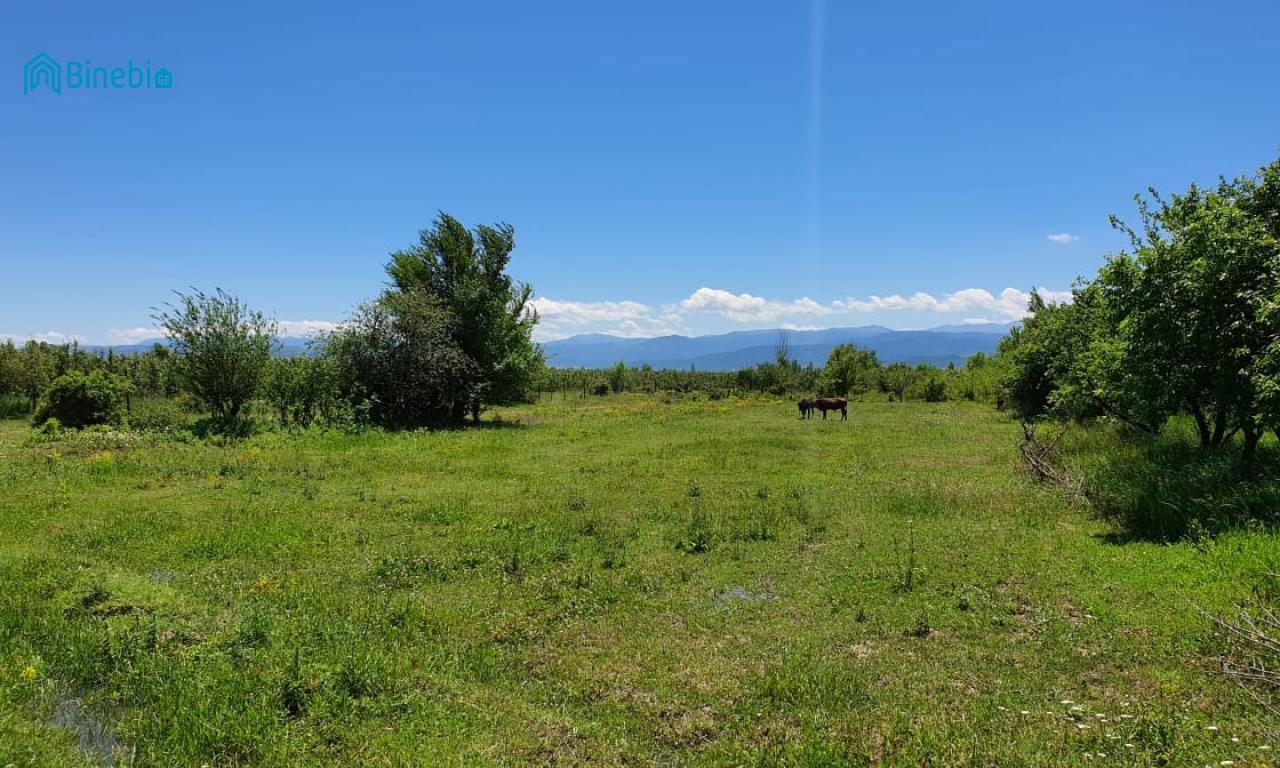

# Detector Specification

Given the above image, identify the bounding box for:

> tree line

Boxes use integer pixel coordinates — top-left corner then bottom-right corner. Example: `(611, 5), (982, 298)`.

(535, 343), (1006, 405)
(0, 331), (1005, 432)
(999, 156), (1280, 466)
(0, 214), (543, 432)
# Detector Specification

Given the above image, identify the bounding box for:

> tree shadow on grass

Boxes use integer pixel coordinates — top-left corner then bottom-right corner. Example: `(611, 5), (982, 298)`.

(433, 417), (528, 432)
(1085, 437), (1280, 543)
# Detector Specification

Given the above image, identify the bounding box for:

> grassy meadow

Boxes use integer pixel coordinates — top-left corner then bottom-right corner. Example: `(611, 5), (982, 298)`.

(1, 395), (1277, 766)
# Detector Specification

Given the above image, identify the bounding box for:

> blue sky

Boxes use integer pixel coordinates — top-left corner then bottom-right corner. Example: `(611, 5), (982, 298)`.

(3, 1), (1279, 343)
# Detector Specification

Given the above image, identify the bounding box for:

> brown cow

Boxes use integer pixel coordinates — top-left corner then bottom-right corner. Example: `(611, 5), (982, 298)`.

(812, 397), (848, 421)
(797, 398), (815, 419)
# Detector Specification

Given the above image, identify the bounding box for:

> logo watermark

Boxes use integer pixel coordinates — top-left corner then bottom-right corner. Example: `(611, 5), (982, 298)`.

(23, 52), (172, 95)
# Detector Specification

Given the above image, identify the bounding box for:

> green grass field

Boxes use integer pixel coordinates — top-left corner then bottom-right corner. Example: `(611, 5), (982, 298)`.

(1, 396), (1276, 766)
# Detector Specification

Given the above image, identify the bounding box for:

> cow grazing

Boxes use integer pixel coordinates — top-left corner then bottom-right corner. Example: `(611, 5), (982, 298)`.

(797, 398), (815, 419)
(812, 397), (848, 421)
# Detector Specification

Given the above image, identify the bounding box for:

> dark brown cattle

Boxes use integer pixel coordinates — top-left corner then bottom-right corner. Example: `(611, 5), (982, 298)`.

(797, 398), (815, 419)
(812, 397), (848, 421)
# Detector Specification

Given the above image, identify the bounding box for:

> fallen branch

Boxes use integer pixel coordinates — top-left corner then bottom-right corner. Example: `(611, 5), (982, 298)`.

(1198, 590), (1280, 717)
(1019, 422), (1088, 499)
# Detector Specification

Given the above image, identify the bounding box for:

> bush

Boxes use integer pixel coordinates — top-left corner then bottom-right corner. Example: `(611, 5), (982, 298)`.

(0, 394), (30, 420)
(325, 294), (477, 428)
(128, 397), (194, 433)
(919, 376), (948, 403)
(154, 288), (276, 427)
(32, 370), (132, 429)
(263, 356), (340, 428)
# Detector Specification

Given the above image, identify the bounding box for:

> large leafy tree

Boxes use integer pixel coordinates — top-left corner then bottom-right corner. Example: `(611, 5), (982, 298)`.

(325, 293), (478, 428)
(999, 283), (1164, 431)
(385, 213), (542, 423)
(155, 288), (277, 426)
(819, 344), (879, 398)
(1239, 159), (1280, 444)
(1105, 169), (1280, 460)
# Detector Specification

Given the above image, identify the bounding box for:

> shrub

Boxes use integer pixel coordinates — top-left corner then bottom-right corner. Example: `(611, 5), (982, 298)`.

(128, 397), (193, 433)
(32, 370), (132, 429)
(0, 394), (30, 420)
(263, 356), (340, 428)
(325, 295), (478, 428)
(919, 375), (948, 403)
(154, 288), (276, 427)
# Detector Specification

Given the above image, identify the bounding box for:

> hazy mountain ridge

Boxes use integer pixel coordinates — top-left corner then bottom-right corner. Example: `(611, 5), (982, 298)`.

(80, 337), (316, 357)
(72, 322), (1018, 369)
(543, 322), (1017, 370)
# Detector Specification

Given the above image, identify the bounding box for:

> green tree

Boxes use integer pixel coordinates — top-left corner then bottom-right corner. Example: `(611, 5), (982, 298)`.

(995, 282), (1162, 428)
(1104, 167), (1280, 460)
(325, 293), (477, 428)
(263, 354), (340, 428)
(608, 361), (628, 394)
(10, 342), (59, 413)
(0, 340), (18, 399)
(386, 213), (543, 423)
(819, 344), (879, 398)
(883, 362), (914, 402)
(154, 288), (277, 427)
(915, 365), (948, 403)
(1242, 159), (1280, 444)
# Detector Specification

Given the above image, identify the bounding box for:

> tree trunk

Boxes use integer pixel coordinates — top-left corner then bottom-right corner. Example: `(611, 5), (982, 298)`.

(471, 400), (481, 425)
(1092, 396), (1159, 434)
(1191, 403), (1212, 448)
(1241, 420), (1261, 476)
(450, 401), (466, 424)
(1210, 409), (1228, 448)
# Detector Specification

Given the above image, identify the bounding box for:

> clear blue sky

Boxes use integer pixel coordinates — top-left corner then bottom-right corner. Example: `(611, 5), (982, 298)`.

(3, 0), (1279, 342)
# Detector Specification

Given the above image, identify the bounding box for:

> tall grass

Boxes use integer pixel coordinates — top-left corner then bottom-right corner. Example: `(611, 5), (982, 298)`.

(1061, 418), (1280, 540)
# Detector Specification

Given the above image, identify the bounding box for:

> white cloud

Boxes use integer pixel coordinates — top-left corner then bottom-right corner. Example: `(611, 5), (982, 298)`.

(100, 320), (337, 344)
(106, 327), (164, 344)
(0, 331), (87, 345)
(678, 288), (833, 322)
(279, 319), (340, 337)
(1047, 233), (1080, 244)
(834, 287), (1065, 320)
(530, 286), (1071, 340)
(529, 297), (685, 341)
(529, 298), (651, 326)
(14, 285), (1072, 346)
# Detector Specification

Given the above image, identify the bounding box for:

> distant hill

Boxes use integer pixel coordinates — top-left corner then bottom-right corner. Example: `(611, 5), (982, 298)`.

(74, 322), (1016, 369)
(81, 337), (316, 358)
(542, 323), (1015, 370)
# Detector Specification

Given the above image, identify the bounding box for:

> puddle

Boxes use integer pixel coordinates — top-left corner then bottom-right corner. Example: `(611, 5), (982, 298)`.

(52, 698), (131, 767)
(716, 585), (776, 603)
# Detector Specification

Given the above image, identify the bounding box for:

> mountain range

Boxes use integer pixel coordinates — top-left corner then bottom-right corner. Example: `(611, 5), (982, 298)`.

(542, 322), (1018, 370)
(77, 321), (1017, 370)
(81, 337), (316, 357)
